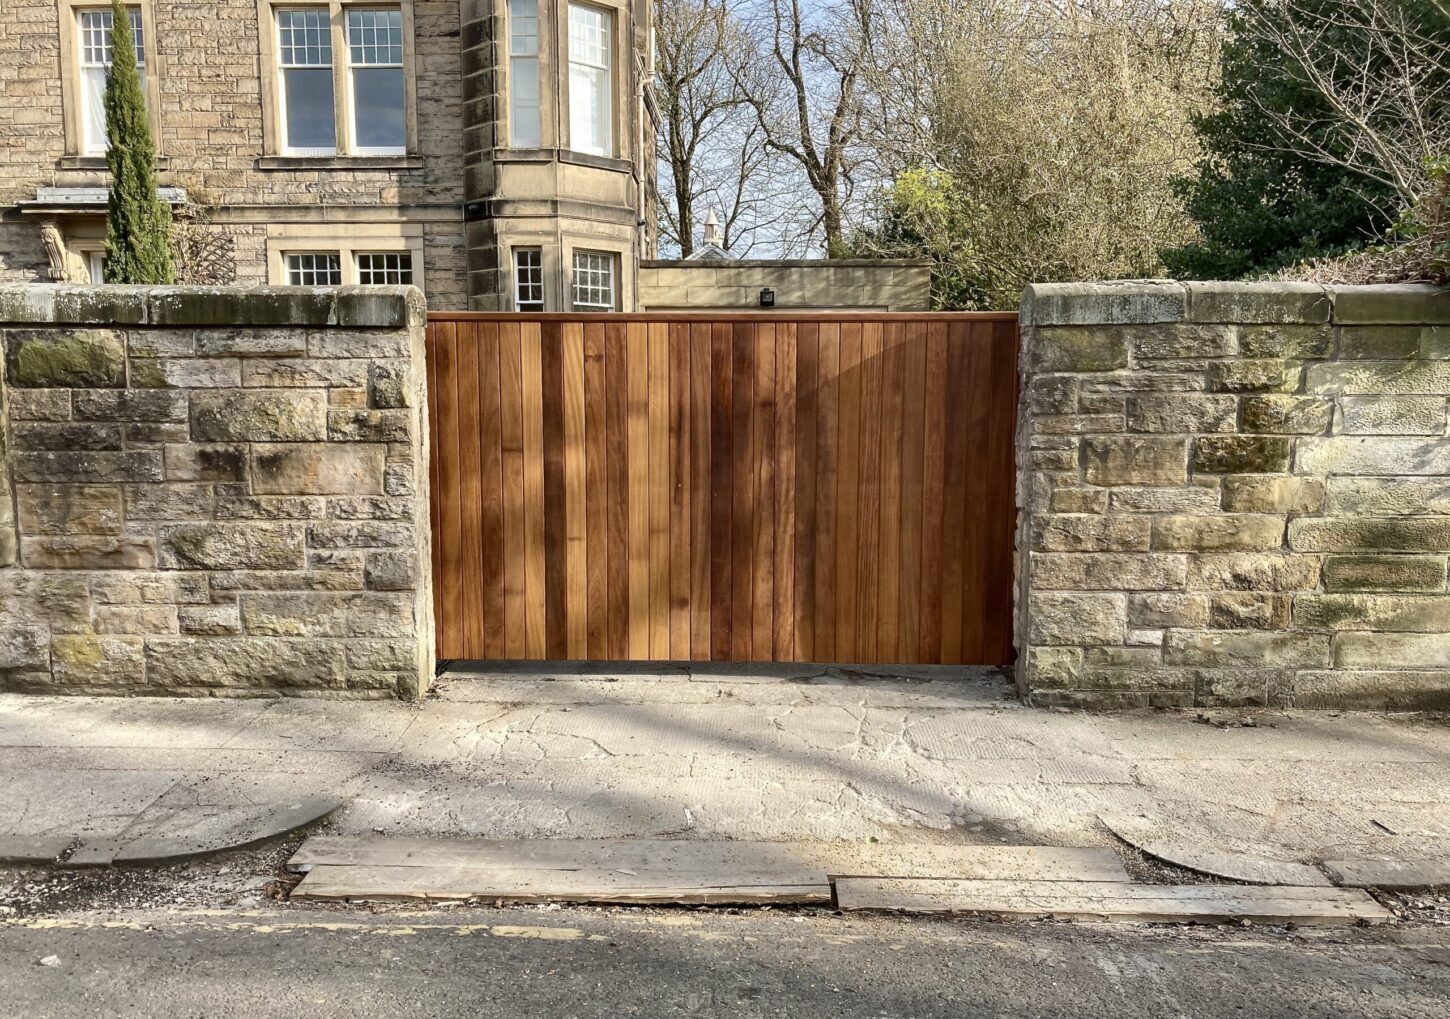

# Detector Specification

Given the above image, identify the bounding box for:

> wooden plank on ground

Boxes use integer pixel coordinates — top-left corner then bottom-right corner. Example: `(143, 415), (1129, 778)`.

(834, 879), (1393, 926)
(1322, 859), (1450, 890)
(292, 864), (830, 905)
(288, 838), (1128, 883)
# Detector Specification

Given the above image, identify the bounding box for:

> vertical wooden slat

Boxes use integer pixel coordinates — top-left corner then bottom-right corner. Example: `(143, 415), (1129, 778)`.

(540, 322), (568, 659)
(834, 322), (862, 664)
(689, 321), (713, 661)
(751, 323), (777, 661)
(709, 322), (734, 661)
(729, 323), (756, 661)
(812, 324), (840, 663)
(792, 323), (819, 663)
(436, 321), (463, 658)
(498, 322), (527, 658)
(877, 322), (905, 662)
(520, 320), (547, 658)
(918, 322), (948, 663)
(959, 321), (993, 664)
(668, 323), (691, 660)
(583, 323), (609, 659)
(457, 325), (484, 658)
(626, 322), (650, 658)
(425, 323), (444, 645)
(940, 323), (970, 664)
(604, 321), (630, 660)
(856, 321), (884, 661)
(562, 322), (588, 659)
(477, 322), (506, 659)
(773, 323), (797, 661)
(647, 322), (671, 659)
(897, 323), (928, 663)
(984, 320), (1020, 666)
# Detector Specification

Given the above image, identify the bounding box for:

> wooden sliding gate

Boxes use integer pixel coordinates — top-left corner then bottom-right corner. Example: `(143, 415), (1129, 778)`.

(426, 313), (1018, 666)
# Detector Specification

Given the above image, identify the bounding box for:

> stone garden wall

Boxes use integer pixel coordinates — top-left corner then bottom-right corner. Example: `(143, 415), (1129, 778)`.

(0, 286), (434, 698)
(1017, 281), (1450, 710)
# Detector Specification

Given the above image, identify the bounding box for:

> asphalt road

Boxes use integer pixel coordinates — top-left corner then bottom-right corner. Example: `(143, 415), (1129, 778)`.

(4, 905), (1449, 1018)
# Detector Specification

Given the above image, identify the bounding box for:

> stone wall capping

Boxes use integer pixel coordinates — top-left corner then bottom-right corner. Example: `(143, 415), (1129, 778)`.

(1021, 281), (1187, 327)
(1330, 284), (1450, 325)
(1184, 281), (1332, 325)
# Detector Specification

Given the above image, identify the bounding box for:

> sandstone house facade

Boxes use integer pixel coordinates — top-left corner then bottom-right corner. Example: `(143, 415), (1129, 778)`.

(0, 1), (658, 311)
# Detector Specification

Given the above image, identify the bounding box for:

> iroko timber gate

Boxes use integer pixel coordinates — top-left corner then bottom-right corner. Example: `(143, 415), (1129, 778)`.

(425, 313), (1018, 665)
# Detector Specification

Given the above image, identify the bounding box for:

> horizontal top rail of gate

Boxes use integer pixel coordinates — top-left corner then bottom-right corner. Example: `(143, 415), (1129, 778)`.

(427, 311), (1019, 323)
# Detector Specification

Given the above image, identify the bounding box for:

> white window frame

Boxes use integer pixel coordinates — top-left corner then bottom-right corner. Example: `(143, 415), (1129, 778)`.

(344, 6), (406, 156)
(571, 250), (616, 311)
(514, 247), (544, 311)
(261, 1), (416, 159)
(285, 251), (344, 286)
(275, 6), (338, 156)
(507, 0), (542, 149)
(355, 250), (414, 285)
(567, 3), (613, 157)
(76, 5), (146, 157)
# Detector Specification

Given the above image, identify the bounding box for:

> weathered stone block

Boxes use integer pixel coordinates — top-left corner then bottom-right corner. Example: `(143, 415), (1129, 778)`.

(330, 497), (416, 521)
(368, 361), (414, 409)
(1289, 517), (1450, 552)
(1152, 515), (1285, 551)
(330, 387), (369, 409)
(1034, 414), (1124, 435)
(92, 571), (209, 605)
(5, 330), (125, 388)
(1326, 478), (1450, 516)
(164, 443), (248, 482)
(189, 390), (327, 443)
(1330, 284), (1450, 325)
(72, 389), (189, 422)
(1294, 671), (1450, 710)
(251, 444), (386, 496)
(1109, 484), (1221, 514)
(1297, 437), (1450, 476)
(0, 286), (147, 326)
(0, 624), (49, 674)
(8, 389), (71, 421)
(195, 328), (308, 356)
(1306, 360), (1450, 395)
(148, 287), (336, 328)
(1082, 436), (1186, 486)
(12, 422), (123, 451)
(158, 523), (306, 571)
(1128, 592), (1209, 629)
(50, 635), (145, 686)
(1339, 326), (1423, 359)
(1322, 555), (1448, 592)
(345, 638), (423, 673)
(1032, 515), (1152, 552)
(1032, 552), (1187, 591)
(1027, 593), (1127, 646)
(308, 329), (411, 359)
(16, 485), (123, 535)
(1239, 395), (1333, 434)
(1238, 324), (1333, 359)
(1193, 435), (1291, 474)
(1186, 282), (1330, 324)
(1195, 670), (1293, 708)
(1164, 631), (1329, 668)
(1128, 324), (1238, 359)
(1028, 376), (1078, 415)
(177, 604), (242, 636)
(0, 572), (91, 631)
(1293, 594), (1450, 632)
(327, 409), (411, 442)
(130, 357), (241, 389)
(124, 483), (214, 521)
(240, 592), (415, 638)
(21, 535), (154, 570)
(1209, 592), (1291, 629)
(1208, 360), (1298, 393)
(93, 605), (178, 635)
(1221, 476), (1325, 514)
(1334, 633), (1450, 668)
(1050, 488), (1110, 513)
(214, 495), (327, 520)
(1339, 396), (1446, 435)
(1023, 282), (1186, 326)
(142, 637), (346, 688)
(1126, 394), (1237, 434)
(306, 521), (415, 549)
(11, 451), (163, 484)
(364, 550), (419, 591)
(242, 358), (372, 388)
(1028, 327), (1128, 372)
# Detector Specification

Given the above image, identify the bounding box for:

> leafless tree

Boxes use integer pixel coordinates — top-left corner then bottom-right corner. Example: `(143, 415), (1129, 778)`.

(733, 0), (877, 255)
(1237, 0), (1450, 206)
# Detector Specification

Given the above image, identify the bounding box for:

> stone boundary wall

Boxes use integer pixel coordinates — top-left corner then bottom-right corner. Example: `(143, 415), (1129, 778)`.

(1017, 281), (1450, 710)
(0, 286), (434, 699)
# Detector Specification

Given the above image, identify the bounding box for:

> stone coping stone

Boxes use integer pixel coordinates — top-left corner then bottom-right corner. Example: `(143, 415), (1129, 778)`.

(1330, 284), (1450, 325)
(0, 285), (424, 329)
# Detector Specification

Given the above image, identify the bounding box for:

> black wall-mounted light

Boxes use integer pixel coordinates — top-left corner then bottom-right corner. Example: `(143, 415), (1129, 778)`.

(759, 288), (776, 308)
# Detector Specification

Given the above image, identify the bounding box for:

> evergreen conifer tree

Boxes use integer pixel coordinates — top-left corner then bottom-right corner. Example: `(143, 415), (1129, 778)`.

(103, 0), (174, 284)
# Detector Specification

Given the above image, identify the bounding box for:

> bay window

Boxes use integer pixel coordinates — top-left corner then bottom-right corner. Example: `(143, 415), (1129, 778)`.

(508, 0), (541, 148)
(567, 3), (612, 157)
